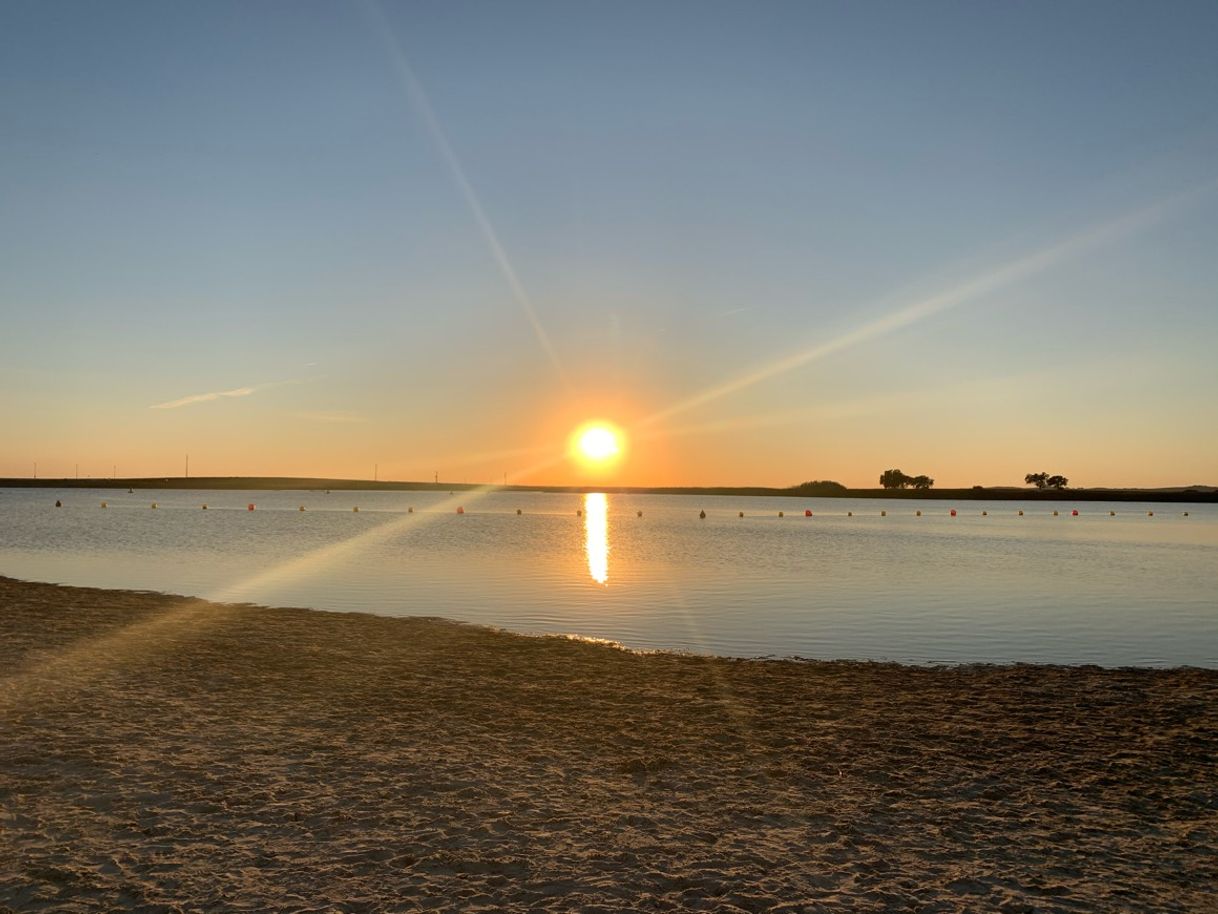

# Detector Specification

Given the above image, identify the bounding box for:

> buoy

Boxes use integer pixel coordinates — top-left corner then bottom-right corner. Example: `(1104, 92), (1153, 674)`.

(981, 510), (987, 516)
(916, 510), (921, 517)
(1018, 510), (1024, 516)
(576, 509), (582, 517)
(804, 509), (812, 517)
(100, 501), (106, 508)
(1053, 510), (1059, 517)
(950, 509), (957, 517)
(699, 509), (706, 519)
(637, 510), (642, 517)
(1071, 509), (1078, 516)
(516, 508), (522, 515)
(299, 505), (306, 512)
(152, 502), (158, 509)
(847, 511), (853, 517)
(408, 507), (414, 513)
(880, 510), (886, 517)
(457, 506), (464, 514)
(738, 511), (744, 517)
(1109, 510), (1115, 516)
(127, 488), (133, 494)
(1148, 511), (1153, 516)
(1183, 511), (1189, 517)
(202, 504), (207, 510)
(778, 511), (784, 517)
(54, 500), (62, 508)
(353, 506), (359, 513)
(247, 503), (254, 511)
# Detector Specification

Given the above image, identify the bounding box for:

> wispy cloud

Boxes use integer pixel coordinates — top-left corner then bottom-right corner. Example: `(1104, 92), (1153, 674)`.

(150, 377), (311, 410)
(150, 386), (256, 410)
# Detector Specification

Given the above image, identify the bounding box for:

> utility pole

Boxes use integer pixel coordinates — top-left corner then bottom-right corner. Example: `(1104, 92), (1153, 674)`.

(185, 454), (189, 478)
(75, 463), (79, 480)
(434, 470), (438, 485)
(374, 463), (378, 482)
(33, 461), (37, 479)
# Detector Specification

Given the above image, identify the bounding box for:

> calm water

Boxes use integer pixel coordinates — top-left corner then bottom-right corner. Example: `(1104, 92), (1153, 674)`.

(2, 487), (1216, 667)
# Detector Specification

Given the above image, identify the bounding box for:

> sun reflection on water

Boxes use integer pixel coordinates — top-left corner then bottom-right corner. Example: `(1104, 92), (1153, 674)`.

(584, 493), (609, 585)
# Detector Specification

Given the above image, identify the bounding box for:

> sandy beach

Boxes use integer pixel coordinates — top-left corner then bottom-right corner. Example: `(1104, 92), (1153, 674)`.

(1, 576), (1214, 913)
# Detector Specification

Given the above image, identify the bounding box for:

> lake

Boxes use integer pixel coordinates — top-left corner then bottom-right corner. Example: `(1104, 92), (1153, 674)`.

(1, 487), (1215, 667)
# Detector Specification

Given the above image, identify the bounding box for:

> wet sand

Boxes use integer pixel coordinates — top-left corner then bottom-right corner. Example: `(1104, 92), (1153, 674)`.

(1, 576), (1215, 913)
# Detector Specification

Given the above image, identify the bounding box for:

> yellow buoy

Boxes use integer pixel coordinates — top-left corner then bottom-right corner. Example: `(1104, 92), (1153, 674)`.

(100, 501), (107, 508)
(353, 506), (359, 512)
(299, 505), (305, 511)
(151, 502), (157, 509)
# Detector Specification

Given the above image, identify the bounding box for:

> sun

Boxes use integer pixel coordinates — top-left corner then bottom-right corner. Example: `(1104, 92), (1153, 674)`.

(569, 421), (625, 470)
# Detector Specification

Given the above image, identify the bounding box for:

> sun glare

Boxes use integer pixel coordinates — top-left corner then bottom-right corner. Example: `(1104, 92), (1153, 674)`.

(570, 422), (625, 470)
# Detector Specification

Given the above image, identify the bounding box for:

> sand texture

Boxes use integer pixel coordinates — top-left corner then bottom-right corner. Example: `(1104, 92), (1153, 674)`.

(1, 576), (1215, 913)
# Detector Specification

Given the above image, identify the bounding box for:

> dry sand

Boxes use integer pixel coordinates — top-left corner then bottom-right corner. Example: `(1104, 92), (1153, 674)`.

(1, 576), (1215, 913)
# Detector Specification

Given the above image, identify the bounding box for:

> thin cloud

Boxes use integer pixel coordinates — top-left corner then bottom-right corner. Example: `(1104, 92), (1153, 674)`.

(293, 410), (368, 424)
(150, 377), (311, 410)
(150, 386), (256, 410)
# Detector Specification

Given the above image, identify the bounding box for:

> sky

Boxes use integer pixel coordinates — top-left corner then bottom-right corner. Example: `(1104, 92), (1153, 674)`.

(2, 0), (1217, 488)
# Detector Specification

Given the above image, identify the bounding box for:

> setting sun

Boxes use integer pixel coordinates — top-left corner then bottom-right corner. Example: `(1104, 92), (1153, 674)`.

(570, 422), (625, 470)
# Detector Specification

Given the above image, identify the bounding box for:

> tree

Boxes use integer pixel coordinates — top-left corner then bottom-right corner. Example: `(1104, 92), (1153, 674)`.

(793, 480), (847, 495)
(1046, 474), (1069, 489)
(910, 475), (935, 490)
(879, 469), (912, 489)
(1025, 472), (1049, 489)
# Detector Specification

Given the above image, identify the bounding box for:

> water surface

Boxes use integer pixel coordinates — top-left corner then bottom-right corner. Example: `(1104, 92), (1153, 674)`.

(2, 487), (1215, 666)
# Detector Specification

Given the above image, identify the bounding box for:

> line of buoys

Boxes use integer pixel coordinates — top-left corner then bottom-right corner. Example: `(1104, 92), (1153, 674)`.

(699, 509), (706, 519)
(949, 509), (957, 517)
(804, 509), (813, 517)
(456, 506), (464, 514)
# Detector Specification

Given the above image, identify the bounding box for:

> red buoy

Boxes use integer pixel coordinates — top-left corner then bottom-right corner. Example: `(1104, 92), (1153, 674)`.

(804, 509), (812, 517)
(950, 509), (957, 517)
(1072, 509), (1079, 516)
(456, 506), (464, 514)
(247, 503), (255, 511)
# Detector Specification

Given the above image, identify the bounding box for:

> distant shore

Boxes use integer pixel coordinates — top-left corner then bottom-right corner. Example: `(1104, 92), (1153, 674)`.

(3, 476), (1216, 502)
(1, 576), (1214, 912)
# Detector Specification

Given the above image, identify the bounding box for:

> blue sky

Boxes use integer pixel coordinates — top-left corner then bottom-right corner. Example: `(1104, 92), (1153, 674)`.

(2, 1), (1216, 485)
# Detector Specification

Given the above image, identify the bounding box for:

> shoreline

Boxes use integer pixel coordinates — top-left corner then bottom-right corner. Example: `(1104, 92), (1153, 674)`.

(3, 476), (1216, 503)
(2, 577), (1215, 912)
